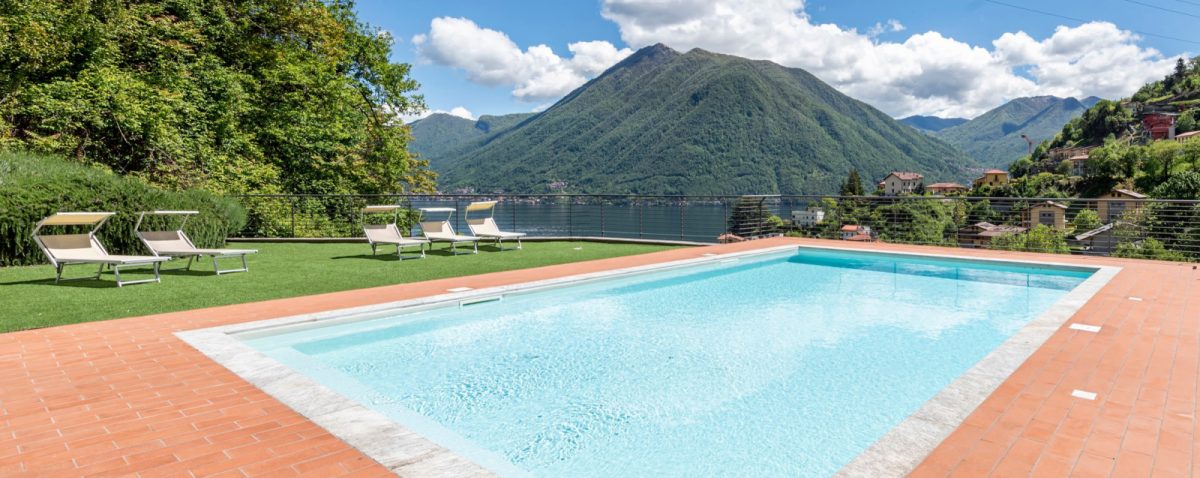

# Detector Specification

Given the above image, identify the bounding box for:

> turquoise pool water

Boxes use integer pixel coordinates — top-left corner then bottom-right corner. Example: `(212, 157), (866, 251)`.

(245, 248), (1093, 477)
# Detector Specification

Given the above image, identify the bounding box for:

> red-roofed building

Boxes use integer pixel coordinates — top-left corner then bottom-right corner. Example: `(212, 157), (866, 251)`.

(881, 172), (924, 195)
(972, 170), (1009, 188)
(1143, 113), (1177, 140)
(840, 225), (873, 241)
(926, 182), (968, 195)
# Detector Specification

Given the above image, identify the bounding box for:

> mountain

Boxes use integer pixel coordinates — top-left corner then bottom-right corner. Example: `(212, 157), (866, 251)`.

(432, 44), (975, 195)
(408, 112), (534, 168)
(934, 96), (1099, 169)
(900, 115), (968, 133)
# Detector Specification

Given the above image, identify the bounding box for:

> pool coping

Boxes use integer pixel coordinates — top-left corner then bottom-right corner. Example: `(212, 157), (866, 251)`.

(176, 244), (1120, 477)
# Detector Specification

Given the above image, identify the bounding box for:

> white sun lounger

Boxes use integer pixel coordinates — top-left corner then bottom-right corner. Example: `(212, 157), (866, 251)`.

(136, 211), (257, 275)
(465, 201), (525, 251)
(361, 205), (428, 260)
(419, 207), (479, 255)
(33, 212), (171, 287)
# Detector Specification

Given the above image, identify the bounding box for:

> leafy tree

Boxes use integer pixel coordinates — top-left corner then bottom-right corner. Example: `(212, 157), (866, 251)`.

(0, 0), (431, 196)
(989, 224), (1069, 254)
(1069, 209), (1102, 234)
(1151, 171), (1200, 200)
(1113, 237), (1186, 262)
(841, 169), (865, 196)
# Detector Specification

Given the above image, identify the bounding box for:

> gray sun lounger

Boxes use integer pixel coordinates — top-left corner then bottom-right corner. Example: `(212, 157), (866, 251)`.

(33, 212), (171, 287)
(136, 211), (257, 275)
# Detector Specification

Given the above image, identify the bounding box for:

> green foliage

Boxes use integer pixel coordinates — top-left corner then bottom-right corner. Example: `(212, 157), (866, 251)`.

(1049, 100), (1135, 149)
(408, 113), (534, 170)
(873, 199), (957, 245)
(1069, 209), (1102, 234)
(934, 96), (1098, 169)
(1151, 171), (1200, 199)
(1112, 237), (1186, 262)
(0, 151), (245, 266)
(433, 44), (976, 195)
(0, 0), (430, 196)
(988, 224), (1069, 254)
(840, 169), (865, 196)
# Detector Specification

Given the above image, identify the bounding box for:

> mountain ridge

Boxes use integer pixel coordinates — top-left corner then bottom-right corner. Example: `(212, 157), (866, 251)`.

(429, 44), (976, 195)
(934, 95), (1102, 168)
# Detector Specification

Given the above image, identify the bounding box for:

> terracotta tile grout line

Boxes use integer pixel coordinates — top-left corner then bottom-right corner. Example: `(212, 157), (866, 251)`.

(1146, 268), (1186, 476)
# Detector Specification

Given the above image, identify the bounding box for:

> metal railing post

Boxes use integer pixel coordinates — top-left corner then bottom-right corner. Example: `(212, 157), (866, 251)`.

(289, 197), (296, 238)
(679, 199), (685, 241)
(600, 199), (606, 237)
(568, 199), (574, 238)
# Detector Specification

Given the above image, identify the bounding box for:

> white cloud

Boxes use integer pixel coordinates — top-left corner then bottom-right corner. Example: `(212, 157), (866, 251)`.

(599, 0), (1178, 117)
(399, 106), (476, 124)
(413, 17), (633, 102)
(410, 3), (1179, 118)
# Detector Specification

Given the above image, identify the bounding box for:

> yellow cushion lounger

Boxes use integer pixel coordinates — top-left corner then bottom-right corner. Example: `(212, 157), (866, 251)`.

(136, 211), (257, 275)
(33, 212), (171, 287)
(418, 207), (479, 255)
(465, 201), (526, 251)
(361, 205), (428, 260)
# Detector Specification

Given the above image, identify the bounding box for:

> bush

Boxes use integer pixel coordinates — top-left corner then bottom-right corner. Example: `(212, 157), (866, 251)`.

(0, 151), (246, 266)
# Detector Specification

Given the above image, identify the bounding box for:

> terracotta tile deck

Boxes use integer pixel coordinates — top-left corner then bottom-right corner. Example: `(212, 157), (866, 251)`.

(1, 238), (1196, 477)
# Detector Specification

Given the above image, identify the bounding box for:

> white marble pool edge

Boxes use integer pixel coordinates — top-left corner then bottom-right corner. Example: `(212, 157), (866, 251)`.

(176, 245), (1120, 478)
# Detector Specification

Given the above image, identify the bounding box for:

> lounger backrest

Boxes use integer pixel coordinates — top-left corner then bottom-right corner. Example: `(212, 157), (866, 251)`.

(421, 220), (453, 236)
(37, 234), (107, 261)
(139, 230), (195, 253)
(467, 217), (502, 236)
(363, 224), (403, 243)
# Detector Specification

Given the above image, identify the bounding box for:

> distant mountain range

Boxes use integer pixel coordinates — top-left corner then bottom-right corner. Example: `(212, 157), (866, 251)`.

(414, 44), (975, 195)
(899, 115), (967, 133)
(409, 113), (534, 169)
(919, 96), (1103, 169)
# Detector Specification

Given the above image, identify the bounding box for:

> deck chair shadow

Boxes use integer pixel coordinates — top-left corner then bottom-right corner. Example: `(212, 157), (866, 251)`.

(33, 212), (171, 287)
(136, 211), (257, 275)
(419, 207), (479, 255)
(465, 201), (526, 251)
(361, 205), (428, 260)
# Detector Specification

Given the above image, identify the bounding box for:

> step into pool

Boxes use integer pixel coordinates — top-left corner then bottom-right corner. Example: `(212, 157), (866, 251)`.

(241, 247), (1100, 477)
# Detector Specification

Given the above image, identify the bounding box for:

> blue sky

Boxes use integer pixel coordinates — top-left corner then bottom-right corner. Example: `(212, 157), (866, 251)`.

(357, 0), (1196, 119)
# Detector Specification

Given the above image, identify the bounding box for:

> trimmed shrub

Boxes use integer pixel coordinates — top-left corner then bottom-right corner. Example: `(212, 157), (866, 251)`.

(0, 151), (246, 266)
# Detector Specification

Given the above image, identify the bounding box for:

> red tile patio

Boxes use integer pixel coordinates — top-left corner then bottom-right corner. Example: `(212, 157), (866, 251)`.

(1, 238), (1196, 477)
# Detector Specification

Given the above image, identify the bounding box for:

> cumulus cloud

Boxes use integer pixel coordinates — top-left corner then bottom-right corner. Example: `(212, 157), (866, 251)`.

(399, 106), (476, 123)
(599, 0), (1178, 117)
(413, 17), (633, 102)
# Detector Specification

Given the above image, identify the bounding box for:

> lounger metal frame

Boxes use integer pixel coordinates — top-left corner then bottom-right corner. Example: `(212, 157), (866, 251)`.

(419, 207), (479, 255)
(361, 205), (427, 260)
(464, 201), (525, 251)
(33, 212), (166, 287)
(135, 211), (255, 275)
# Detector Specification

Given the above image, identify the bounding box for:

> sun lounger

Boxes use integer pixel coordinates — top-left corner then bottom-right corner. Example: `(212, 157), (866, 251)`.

(136, 211), (257, 275)
(465, 201), (525, 250)
(361, 205), (428, 260)
(33, 212), (171, 287)
(419, 207), (479, 255)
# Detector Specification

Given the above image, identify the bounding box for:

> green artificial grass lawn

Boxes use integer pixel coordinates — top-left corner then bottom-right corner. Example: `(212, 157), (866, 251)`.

(0, 241), (680, 333)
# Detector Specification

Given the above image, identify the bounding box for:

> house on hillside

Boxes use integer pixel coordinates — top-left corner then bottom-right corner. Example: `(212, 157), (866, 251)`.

(1176, 130), (1200, 143)
(927, 182), (968, 195)
(840, 225), (873, 241)
(881, 172), (924, 195)
(1022, 201), (1068, 230)
(972, 170), (1010, 188)
(1068, 153), (1091, 176)
(957, 222), (1027, 248)
(1097, 189), (1147, 222)
(791, 206), (825, 227)
(1142, 112), (1177, 140)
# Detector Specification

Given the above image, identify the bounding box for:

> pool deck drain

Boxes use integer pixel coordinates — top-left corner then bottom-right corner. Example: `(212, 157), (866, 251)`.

(1, 237), (1197, 478)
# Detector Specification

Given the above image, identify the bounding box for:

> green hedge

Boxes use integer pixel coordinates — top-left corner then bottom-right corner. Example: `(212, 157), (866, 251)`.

(0, 151), (246, 266)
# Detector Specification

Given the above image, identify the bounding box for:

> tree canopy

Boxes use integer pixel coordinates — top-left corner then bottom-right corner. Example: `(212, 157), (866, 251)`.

(0, 0), (431, 195)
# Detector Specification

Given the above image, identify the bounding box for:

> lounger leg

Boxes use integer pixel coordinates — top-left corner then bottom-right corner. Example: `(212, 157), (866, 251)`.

(420, 243), (426, 258)
(517, 237), (523, 250)
(114, 265), (123, 288)
(371, 244), (377, 255)
(473, 241), (478, 254)
(186, 256), (194, 271)
(241, 255), (248, 272)
(54, 264), (64, 284)
(154, 262), (161, 283)
(212, 256), (221, 275)
(95, 263), (104, 279)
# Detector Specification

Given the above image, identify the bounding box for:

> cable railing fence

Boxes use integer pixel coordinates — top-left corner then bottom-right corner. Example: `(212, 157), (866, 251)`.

(230, 194), (1200, 261)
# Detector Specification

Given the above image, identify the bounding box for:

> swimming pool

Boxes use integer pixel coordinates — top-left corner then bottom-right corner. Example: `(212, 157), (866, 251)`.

(218, 247), (1107, 477)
